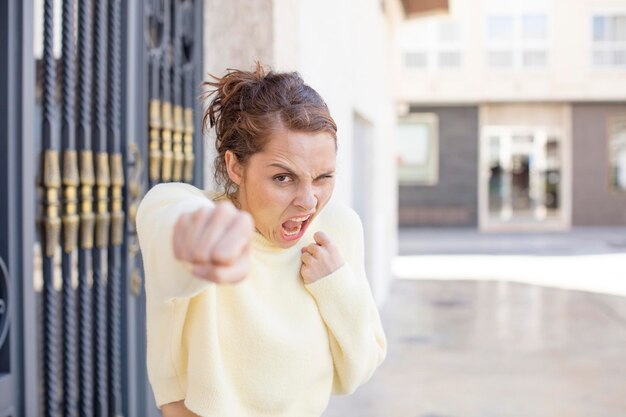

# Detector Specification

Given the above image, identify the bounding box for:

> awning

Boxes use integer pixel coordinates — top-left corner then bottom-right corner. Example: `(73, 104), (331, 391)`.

(401, 0), (449, 18)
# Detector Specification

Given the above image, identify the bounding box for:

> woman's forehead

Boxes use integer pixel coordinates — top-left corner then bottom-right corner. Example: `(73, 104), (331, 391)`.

(263, 130), (335, 157)
(254, 130), (336, 172)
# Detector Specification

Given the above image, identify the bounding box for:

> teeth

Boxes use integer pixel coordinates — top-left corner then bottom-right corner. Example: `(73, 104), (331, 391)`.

(289, 215), (310, 222)
(282, 223), (303, 236)
(281, 214), (311, 237)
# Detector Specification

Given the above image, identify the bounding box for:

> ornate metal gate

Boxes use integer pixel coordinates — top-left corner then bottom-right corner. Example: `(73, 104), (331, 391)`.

(0, 0), (205, 416)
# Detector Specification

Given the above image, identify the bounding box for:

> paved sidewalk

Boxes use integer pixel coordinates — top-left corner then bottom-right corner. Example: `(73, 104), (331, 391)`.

(322, 227), (626, 417)
(395, 227), (626, 297)
(398, 227), (626, 256)
(323, 279), (626, 417)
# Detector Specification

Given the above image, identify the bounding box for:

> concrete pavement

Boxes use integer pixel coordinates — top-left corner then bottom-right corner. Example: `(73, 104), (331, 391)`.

(323, 279), (626, 417)
(322, 227), (626, 417)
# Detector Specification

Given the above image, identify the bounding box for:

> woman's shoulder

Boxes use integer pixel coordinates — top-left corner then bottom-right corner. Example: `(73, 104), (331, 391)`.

(310, 200), (364, 259)
(315, 199), (363, 236)
(142, 182), (221, 203)
(138, 183), (218, 218)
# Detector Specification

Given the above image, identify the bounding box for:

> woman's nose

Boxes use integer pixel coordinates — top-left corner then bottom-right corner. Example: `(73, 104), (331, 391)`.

(294, 184), (317, 211)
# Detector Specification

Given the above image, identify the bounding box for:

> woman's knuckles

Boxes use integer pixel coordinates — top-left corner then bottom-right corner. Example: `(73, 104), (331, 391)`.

(191, 247), (210, 263)
(176, 204), (255, 283)
(192, 264), (231, 283)
(192, 263), (212, 279)
(191, 208), (206, 221)
(192, 252), (249, 284)
(212, 248), (240, 265)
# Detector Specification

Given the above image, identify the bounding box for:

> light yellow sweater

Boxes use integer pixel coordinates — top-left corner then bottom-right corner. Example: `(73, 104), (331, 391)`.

(136, 183), (387, 417)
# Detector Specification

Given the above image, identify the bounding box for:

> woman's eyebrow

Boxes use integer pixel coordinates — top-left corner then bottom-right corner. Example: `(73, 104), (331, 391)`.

(267, 163), (296, 174)
(268, 163), (335, 178)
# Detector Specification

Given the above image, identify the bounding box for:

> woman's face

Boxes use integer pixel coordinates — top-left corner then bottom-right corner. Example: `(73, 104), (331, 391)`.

(228, 129), (337, 248)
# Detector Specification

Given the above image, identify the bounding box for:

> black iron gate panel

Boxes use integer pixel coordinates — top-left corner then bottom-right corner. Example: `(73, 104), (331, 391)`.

(0, 0), (204, 416)
(147, 0), (198, 188)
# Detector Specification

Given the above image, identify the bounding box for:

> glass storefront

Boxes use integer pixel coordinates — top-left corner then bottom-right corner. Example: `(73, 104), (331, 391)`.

(482, 127), (565, 228)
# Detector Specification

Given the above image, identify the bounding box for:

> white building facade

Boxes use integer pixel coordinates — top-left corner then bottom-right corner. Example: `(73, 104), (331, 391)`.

(396, 0), (626, 231)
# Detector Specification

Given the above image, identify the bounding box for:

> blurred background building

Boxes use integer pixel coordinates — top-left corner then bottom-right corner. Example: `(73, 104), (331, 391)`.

(396, 0), (626, 231)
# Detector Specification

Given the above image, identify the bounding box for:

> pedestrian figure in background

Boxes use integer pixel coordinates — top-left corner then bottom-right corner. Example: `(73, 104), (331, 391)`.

(137, 62), (387, 417)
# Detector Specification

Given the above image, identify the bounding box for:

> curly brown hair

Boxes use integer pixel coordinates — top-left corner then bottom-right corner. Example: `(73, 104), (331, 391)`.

(201, 62), (338, 202)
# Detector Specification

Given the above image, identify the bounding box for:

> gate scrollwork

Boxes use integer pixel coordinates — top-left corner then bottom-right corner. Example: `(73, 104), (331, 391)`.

(0, 256), (11, 352)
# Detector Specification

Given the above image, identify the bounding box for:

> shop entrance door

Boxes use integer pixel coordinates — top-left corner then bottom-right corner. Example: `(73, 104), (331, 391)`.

(480, 127), (567, 230)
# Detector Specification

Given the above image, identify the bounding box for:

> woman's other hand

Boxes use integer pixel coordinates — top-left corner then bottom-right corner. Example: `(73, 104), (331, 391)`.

(300, 232), (344, 284)
(172, 201), (255, 284)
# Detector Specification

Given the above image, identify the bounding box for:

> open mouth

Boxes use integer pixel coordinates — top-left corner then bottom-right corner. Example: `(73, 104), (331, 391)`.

(280, 214), (312, 241)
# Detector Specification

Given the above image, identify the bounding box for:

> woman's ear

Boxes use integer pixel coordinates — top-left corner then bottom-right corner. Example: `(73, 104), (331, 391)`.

(225, 150), (244, 186)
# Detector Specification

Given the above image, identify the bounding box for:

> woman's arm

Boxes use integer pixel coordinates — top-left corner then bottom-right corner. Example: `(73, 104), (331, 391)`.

(303, 206), (387, 395)
(137, 183), (216, 300)
(136, 183), (253, 300)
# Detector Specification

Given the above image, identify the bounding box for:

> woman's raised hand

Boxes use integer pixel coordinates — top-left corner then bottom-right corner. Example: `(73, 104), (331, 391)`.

(300, 231), (344, 284)
(172, 202), (255, 284)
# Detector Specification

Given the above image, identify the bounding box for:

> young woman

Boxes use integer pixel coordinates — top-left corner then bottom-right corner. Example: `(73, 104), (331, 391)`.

(136, 63), (386, 417)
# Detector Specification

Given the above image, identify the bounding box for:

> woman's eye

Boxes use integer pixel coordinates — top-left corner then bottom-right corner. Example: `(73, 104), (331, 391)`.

(273, 175), (291, 183)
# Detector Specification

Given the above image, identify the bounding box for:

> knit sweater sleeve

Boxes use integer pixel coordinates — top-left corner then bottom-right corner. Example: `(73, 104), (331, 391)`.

(136, 182), (215, 300)
(304, 205), (387, 395)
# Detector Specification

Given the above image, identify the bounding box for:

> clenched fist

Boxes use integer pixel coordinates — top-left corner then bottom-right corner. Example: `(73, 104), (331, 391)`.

(300, 232), (344, 284)
(173, 201), (255, 284)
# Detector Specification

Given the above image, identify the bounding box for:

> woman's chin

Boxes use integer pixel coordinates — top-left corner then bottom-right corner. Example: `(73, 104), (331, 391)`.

(278, 228), (304, 246)
(277, 239), (299, 248)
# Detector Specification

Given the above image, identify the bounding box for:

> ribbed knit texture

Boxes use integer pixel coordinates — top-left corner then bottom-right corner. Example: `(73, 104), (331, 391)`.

(136, 183), (387, 417)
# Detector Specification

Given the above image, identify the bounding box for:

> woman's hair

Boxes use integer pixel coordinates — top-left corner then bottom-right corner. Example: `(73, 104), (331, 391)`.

(201, 62), (337, 200)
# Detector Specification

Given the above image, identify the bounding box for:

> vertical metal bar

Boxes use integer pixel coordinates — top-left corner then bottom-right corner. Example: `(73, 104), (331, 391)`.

(21, 0), (42, 415)
(76, 0), (95, 414)
(148, 1), (164, 186)
(107, 0), (124, 415)
(42, 0), (62, 416)
(191, 0), (203, 186)
(181, 0), (195, 183)
(0, 0), (26, 414)
(61, 0), (80, 416)
(92, 0), (110, 415)
(160, 0), (173, 182)
(182, 80), (195, 183)
(121, 0), (143, 414)
(148, 55), (162, 186)
(171, 1), (184, 182)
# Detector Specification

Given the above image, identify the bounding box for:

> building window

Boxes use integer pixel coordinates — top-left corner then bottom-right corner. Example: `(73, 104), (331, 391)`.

(486, 13), (549, 69)
(609, 117), (626, 191)
(396, 114), (439, 185)
(488, 51), (514, 68)
(592, 14), (626, 68)
(439, 21), (460, 43)
(438, 51), (462, 68)
(404, 51), (428, 69)
(522, 14), (548, 40)
(522, 50), (547, 67)
(401, 20), (463, 71)
(487, 15), (514, 41)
